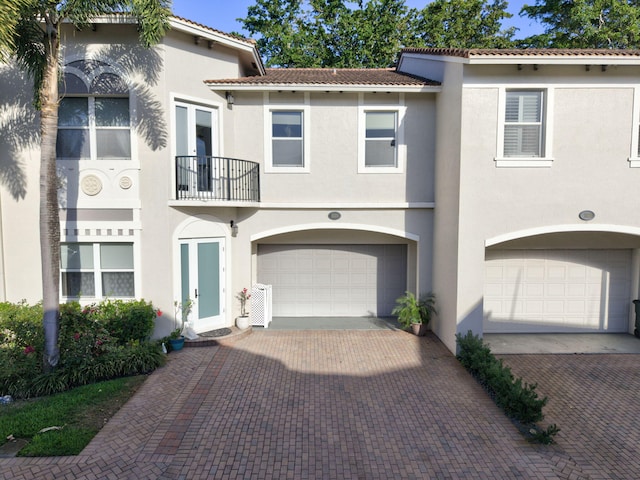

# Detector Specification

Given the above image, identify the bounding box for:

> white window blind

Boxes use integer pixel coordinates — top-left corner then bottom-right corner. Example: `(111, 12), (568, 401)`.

(504, 90), (544, 157)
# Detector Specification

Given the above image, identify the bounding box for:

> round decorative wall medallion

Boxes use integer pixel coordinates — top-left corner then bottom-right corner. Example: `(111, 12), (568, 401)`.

(81, 175), (102, 196)
(119, 176), (133, 190)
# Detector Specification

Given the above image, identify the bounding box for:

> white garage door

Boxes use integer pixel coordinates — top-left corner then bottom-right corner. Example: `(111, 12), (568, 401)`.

(257, 244), (407, 316)
(484, 249), (631, 333)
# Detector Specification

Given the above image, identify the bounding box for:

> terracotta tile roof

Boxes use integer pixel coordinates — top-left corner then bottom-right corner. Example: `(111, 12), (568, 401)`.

(171, 15), (256, 45)
(205, 68), (439, 86)
(401, 47), (640, 58)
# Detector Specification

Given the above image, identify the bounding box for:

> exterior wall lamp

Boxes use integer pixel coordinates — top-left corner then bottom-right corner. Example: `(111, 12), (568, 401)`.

(226, 92), (235, 106)
(230, 220), (238, 237)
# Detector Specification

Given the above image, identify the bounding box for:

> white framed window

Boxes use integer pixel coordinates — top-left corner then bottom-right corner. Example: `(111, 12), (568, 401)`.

(496, 88), (553, 167)
(61, 243), (135, 299)
(629, 87), (640, 167)
(358, 98), (406, 173)
(264, 94), (311, 173)
(57, 61), (132, 161)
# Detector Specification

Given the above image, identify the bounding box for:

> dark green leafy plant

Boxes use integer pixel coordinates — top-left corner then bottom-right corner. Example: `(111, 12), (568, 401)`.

(391, 291), (437, 329)
(456, 330), (556, 442)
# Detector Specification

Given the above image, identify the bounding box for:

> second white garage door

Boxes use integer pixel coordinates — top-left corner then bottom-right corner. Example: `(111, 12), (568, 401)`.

(257, 244), (407, 317)
(484, 249), (632, 333)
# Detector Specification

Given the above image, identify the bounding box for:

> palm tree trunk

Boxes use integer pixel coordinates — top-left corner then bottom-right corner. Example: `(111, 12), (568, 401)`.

(40, 20), (60, 372)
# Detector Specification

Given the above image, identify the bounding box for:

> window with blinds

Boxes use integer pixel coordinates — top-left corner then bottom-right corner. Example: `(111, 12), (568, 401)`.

(504, 90), (544, 157)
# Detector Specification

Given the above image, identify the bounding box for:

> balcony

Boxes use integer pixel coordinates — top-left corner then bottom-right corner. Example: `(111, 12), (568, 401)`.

(175, 156), (260, 202)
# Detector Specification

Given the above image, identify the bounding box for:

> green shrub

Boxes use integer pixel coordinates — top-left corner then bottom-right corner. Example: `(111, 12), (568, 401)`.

(0, 299), (165, 399)
(84, 299), (158, 345)
(456, 330), (554, 441)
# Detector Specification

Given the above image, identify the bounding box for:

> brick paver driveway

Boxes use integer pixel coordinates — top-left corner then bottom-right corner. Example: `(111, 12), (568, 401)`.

(1, 330), (638, 479)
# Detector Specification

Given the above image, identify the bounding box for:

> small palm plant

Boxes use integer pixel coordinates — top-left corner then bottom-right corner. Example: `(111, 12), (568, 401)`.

(391, 291), (437, 330)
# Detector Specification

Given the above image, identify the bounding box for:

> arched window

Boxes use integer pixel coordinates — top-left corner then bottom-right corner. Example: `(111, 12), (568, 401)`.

(57, 60), (131, 160)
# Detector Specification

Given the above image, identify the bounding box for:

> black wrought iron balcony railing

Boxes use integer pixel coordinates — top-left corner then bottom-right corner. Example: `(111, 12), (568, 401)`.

(175, 156), (260, 202)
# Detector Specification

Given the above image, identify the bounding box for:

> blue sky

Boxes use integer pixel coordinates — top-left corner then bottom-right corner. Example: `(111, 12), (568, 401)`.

(171, 0), (545, 39)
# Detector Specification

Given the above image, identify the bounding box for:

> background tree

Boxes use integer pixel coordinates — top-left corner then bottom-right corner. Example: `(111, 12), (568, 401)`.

(413, 0), (516, 48)
(242, 0), (415, 67)
(520, 0), (640, 48)
(0, 0), (170, 371)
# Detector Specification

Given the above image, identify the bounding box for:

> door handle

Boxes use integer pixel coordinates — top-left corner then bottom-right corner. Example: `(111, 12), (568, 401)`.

(194, 288), (198, 299)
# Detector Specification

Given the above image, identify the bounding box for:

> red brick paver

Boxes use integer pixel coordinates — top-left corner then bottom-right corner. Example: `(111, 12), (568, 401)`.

(1, 331), (636, 479)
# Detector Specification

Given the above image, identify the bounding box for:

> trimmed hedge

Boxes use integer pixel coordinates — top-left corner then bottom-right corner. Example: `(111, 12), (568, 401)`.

(456, 331), (559, 443)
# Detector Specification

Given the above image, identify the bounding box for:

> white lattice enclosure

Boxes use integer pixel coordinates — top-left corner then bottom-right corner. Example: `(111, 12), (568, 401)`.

(250, 284), (272, 328)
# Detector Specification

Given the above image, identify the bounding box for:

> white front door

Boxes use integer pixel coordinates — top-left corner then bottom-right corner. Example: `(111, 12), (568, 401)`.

(179, 238), (225, 332)
(175, 102), (219, 196)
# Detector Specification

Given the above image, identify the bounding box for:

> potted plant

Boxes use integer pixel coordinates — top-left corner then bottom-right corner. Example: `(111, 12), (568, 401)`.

(391, 291), (436, 336)
(235, 287), (251, 330)
(169, 298), (193, 350)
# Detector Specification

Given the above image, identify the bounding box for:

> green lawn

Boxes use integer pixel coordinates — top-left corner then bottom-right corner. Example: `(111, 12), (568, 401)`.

(0, 375), (146, 456)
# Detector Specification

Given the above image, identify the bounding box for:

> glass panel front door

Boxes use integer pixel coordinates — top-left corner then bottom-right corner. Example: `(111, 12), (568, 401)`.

(179, 238), (224, 331)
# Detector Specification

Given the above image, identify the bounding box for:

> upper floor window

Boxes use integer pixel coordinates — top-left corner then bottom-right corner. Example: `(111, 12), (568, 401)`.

(365, 111), (397, 167)
(504, 90), (545, 158)
(57, 60), (131, 160)
(265, 97), (311, 173)
(61, 242), (135, 299)
(272, 111), (303, 167)
(358, 100), (406, 173)
(496, 88), (553, 167)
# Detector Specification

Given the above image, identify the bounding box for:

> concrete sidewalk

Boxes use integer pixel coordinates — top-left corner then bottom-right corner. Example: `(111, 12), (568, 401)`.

(1, 330), (635, 479)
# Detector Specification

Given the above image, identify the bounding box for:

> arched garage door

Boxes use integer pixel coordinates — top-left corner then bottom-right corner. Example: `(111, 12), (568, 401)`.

(258, 244), (407, 317)
(484, 249), (632, 333)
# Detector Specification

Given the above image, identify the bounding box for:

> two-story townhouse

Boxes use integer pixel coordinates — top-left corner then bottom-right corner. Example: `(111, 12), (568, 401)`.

(398, 48), (640, 352)
(0, 16), (439, 337)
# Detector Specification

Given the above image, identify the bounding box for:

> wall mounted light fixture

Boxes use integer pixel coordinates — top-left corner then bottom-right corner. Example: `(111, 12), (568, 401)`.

(226, 92), (235, 106)
(230, 220), (238, 237)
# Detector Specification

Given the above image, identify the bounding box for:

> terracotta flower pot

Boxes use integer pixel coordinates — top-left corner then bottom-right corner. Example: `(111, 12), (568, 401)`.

(411, 323), (428, 337)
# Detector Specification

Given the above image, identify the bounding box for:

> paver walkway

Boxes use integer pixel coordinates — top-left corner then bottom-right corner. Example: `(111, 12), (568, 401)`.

(1, 330), (636, 479)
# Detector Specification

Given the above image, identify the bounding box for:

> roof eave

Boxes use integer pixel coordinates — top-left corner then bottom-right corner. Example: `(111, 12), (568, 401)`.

(169, 17), (266, 75)
(205, 83), (441, 93)
(400, 51), (640, 66)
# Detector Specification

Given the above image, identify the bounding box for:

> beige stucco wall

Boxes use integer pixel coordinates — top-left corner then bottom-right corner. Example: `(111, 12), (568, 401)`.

(453, 68), (640, 347)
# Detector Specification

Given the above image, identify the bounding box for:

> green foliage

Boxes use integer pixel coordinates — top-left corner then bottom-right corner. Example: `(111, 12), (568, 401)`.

(0, 376), (146, 456)
(413, 0), (515, 48)
(532, 423), (561, 445)
(83, 299), (158, 345)
(520, 0), (640, 48)
(391, 291), (436, 329)
(0, 300), (165, 399)
(242, 0), (416, 67)
(456, 331), (553, 431)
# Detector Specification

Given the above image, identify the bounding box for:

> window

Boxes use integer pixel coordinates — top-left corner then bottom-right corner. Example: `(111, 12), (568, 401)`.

(61, 243), (135, 299)
(358, 102), (405, 173)
(57, 60), (131, 160)
(272, 111), (304, 167)
(503, 90), (544, 157)
(264, 94), (310, 173)
(365, 111), (397, 167)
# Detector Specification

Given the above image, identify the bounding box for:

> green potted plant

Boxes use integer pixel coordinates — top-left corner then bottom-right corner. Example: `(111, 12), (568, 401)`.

(391, 291), (436, 336)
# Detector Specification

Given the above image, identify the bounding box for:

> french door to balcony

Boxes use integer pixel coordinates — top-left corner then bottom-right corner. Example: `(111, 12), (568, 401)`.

(179, 238), (225, 332)
(175, 102), (219, 197)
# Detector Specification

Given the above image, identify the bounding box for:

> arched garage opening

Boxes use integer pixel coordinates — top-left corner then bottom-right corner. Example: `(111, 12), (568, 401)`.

(253, 228), (417, 319)
(483, 230), (640, 334)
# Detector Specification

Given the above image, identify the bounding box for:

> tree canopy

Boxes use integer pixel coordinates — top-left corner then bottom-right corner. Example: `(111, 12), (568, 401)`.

(241, 0), (516, 67)
(520, 0), (640, 48)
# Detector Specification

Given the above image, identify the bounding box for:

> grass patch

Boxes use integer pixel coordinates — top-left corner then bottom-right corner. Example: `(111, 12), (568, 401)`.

(0, 375), (147, 456)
